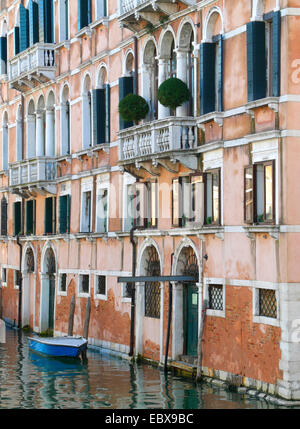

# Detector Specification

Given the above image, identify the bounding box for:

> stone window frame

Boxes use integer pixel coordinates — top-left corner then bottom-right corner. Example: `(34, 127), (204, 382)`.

(252, 282), (280, 327)
(78, 271), (91, 298)
(1, 266), (7, 287)
(57, 271), (68, 297)
(94, 272), (108, 301)
(203, 277), (226, 318)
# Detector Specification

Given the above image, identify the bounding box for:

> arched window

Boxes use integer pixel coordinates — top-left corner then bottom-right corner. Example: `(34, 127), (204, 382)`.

(2, 112), (8, 171)
(60, 85), (71, 155)
(142, 39), (158, 121)
(0, 20), (7, 75)
(46, 91), (55, 156)
(27, 100), (36, 158)
(158, 30), (176, 118)
(36, 95), (45, 156)
(94, 66), (110, 144)
(16, 105), (23, 161)
(82, 75), (92, 149)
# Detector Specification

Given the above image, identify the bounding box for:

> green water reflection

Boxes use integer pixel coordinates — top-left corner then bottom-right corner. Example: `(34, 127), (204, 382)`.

(0, 328), (288, 409)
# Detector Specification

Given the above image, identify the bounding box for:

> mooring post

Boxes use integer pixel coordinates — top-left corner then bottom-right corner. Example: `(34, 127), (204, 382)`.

(81, 297), (91, 362)
(0, 318), (5, 344)
(68, 294), (75, 337)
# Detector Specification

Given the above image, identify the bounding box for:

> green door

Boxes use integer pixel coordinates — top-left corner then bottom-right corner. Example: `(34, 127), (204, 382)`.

(185, 284), (199, 356)
(48, 275), (55, 330)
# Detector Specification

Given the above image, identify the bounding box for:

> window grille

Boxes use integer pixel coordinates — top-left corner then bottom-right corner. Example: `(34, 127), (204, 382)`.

(144, 246), (160, 319)
(208, 284), (223, 311)
(259, 289), (277, 318)
(96, 275), (106, 295)
(15, 270), (22, 287)
(124, 282), (133, 299)
(60, 273), (67, 292)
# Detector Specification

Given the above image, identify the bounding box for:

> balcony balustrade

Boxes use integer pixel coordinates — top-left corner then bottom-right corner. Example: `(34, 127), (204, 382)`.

(118, 0), (196, 31)
(9, 157), (57, 197)
(118, 117), (199, 175)
(8, 43), (56, 92)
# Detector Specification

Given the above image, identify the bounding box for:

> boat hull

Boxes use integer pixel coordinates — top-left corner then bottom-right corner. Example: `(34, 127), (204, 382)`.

(28, 337), (87, 358)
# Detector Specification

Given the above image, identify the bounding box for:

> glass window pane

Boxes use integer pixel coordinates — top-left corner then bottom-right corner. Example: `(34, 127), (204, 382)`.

(212, 172), (219, 223)
(245, 167), (253, 222)
(256, 164), (264, 222)
(265, 164), (273, 220)
(172, 179), (179, 225)
(205, 173), (212, 223)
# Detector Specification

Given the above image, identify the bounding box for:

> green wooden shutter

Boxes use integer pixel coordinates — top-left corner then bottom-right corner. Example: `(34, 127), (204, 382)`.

(200, 43), (216, 115)
(1, 197), (7, 236)
(217, 36), (224, 112)
(26, 200), (34, 235)
(66, 194), (71, 233)
(39, 0), (53, 43)
(14, 202), (22, 236)
(78, 0), (89, 30)
(29, 0), (39, 46)
(19, 4), (29, 53)
(59, 195), (70, 233)
(14, 27), (20, 55)
(247, 21), (266, 101)
(53, 196), (57, 234)
(105, 84), (110, 143)
(119, 76), (134, 130)
(272, 11), (281, 97)
(92, 89), (106, 145)
(0, 37), (7, 75)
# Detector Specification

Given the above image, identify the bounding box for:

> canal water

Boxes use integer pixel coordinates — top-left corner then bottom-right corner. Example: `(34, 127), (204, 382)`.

(0, 327), (292, 409)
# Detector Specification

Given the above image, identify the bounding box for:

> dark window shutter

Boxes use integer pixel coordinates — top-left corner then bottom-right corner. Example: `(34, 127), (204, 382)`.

(0, 37), (7, 75)
(26, 200), (34, 235)
(105, 84), (110, 143)
(1, 197), (7, 236)
(88, 0), (92, 24)
(119, 76), (134, 130)
(247, 21), (266, 101)
(78, 0), (89, 30)
(39, 0), (53, 43)
(217, 36), (224, 112)
(200, 42), (216, 115)
(29, 0), (39, 46)
(92, 89), (106, 145)
(45, 197), (53, 234)
(14, 202), (22, 236)
(14, 27), (20, 55)
(19, 4), (29, 53)
(59, 195), (71, 233)
(272, 11), (281, 97)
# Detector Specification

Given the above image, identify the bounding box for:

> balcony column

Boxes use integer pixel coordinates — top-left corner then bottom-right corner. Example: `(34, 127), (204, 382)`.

(175, 49), (188, 117)
(36, 110), (45, 157)
(157, 57), (170, 119)
(45, 106), (55, 157)
(27, 114), (36, 159)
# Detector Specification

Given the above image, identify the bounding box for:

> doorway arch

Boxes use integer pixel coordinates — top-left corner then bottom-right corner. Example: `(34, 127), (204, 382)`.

(40, 245), (57, 332)
(21, 244), (35, 328)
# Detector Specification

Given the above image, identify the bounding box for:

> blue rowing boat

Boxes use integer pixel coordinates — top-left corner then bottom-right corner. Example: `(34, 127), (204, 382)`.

(28, 336), (88, 358)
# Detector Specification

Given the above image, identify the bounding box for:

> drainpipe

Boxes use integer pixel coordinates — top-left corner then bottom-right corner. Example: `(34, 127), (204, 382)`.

(134, 36), (138, 95)
(164, 252), (174, 372)
(129, 226), (137, 356)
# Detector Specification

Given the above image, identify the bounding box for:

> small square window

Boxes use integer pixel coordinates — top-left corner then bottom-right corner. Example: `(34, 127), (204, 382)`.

(208, 284), (223, 311)
(14, 270), (21, 288)
(259, 288), (277, 319)
(124, 282), (133, 299)
(79, 274), (90, 295)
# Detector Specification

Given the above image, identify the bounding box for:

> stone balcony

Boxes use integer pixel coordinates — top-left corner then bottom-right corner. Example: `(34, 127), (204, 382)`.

(8, 43), (56, 92)
(118, 0), (196, 31)
(118, 116), (199, 177)
(9, 157), (57, 198)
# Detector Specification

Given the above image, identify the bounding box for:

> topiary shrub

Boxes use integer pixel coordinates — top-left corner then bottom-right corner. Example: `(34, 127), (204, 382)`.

(157, 77), (190, 112)
(118, 93), (149, 124)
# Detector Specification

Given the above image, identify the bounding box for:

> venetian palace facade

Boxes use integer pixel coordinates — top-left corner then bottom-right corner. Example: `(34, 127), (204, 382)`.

(1, 0), (300, 400)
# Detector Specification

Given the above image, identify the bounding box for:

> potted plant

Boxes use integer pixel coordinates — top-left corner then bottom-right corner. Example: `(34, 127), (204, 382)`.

(157, 77), (190, 114)
(118, 93), (149, 125)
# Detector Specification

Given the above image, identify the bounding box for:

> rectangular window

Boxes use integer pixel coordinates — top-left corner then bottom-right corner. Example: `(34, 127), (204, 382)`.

(204, 169), (221, 225)
(259, 288), (277, 318)
(59, 194), (71, 234)
(2, 268), (7, 285)
(134, 181), (157, 229)
(78, 0), (91, 31)
(95, 275), (106, 296)
(244, 161), (275, 224)
(145, 281), (160, 319)
(172, 175), (204, 227)
(44, 197), (56, 235)
(96, 188), (108, 233)
(124, 183), (135, 232)
(123, 282), (133, 299)
(79, 274), (90, 295)
(26, 199), (36, 235)
(208, 284), (224, 311)
(59, 273), (67, 293)
(14, 270), (21, 288)
(81, 190), (92, 232)
(1, 196), (7, 236)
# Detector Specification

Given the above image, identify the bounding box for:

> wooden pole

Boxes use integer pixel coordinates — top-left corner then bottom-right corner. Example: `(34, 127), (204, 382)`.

(68, 294), (75, 337)
(83, 297), (91, 340)
(0, 286), (2, 319)
(196, 299), (208, 381)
